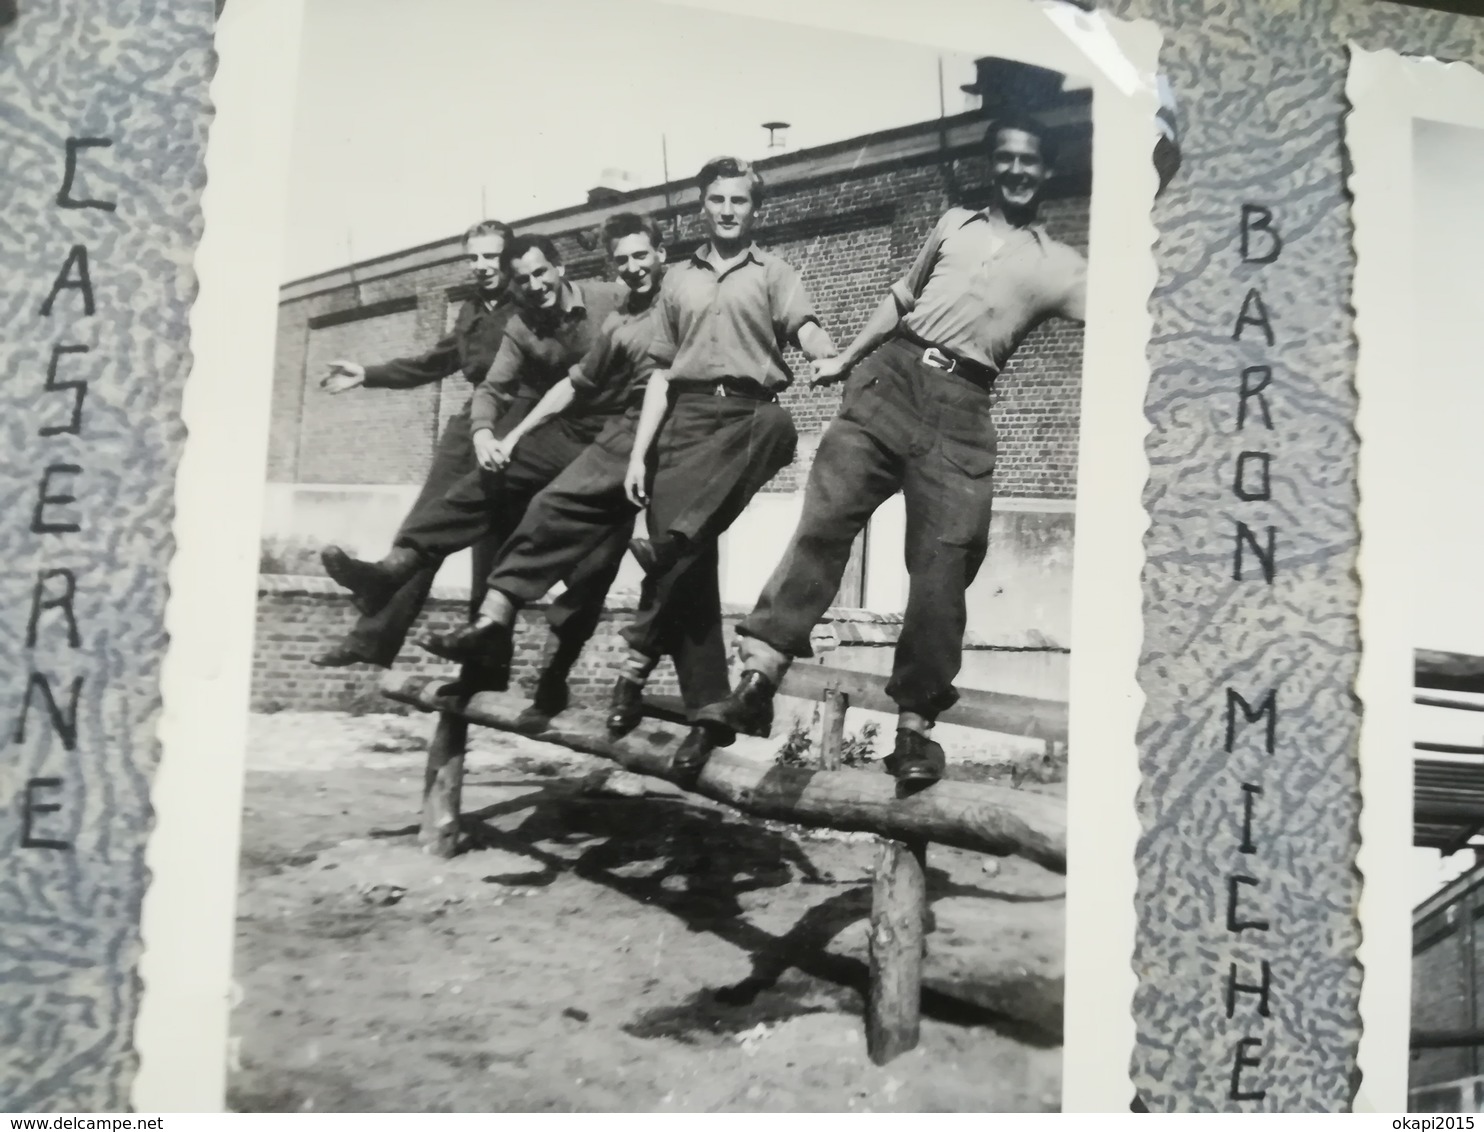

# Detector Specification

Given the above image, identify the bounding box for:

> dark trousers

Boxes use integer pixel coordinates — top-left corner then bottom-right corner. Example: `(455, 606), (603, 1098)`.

(489, 392), (797, 716)
(394, 412), (632, 654)
(339, 405), (505, 666)
(738, 337), (998, 718)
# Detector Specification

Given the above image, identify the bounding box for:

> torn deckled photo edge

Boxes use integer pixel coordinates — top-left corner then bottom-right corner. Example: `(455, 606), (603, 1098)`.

(139, 0), (1159, 1112)
(1350, 45), (1484, 1116)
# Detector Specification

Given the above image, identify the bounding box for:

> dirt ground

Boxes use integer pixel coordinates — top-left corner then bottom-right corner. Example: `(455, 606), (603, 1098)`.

(228, 711), (1066, 1113)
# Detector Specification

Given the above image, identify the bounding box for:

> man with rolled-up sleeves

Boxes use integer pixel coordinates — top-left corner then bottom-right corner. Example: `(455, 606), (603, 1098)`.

(321, 232), (631, 712)
(682, 114), (1087, 789)
(419, 158), (839, 771)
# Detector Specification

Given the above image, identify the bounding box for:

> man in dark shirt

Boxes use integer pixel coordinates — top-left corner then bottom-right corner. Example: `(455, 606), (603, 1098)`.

(417, 160), (838, 770)
(691, 114), (1088, 788)
(311, 219), (518, 670)
(323, 226), (642, 724)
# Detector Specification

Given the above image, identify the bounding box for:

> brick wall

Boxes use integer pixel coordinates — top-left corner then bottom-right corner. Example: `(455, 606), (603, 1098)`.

(251, 574), (685, 713)
(273, 150), (1090, 501)
(1412, 892), (1484, 1092)
(249, 574), (974, 714)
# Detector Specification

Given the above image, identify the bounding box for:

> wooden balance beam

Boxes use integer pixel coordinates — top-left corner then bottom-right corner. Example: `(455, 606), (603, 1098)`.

(381, 666), (1067, 1065)
(382, 671), (1066, 872)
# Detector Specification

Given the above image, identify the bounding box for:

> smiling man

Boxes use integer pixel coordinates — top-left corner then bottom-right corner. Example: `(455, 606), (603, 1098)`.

(416, 159), (838, 760)
(323, 222), (648, 722)
(312, 219), (517, 671)
(682, 114), (1087, 789)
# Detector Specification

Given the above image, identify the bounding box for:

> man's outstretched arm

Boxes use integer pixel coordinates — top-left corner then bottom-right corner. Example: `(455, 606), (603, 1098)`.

(808, 293), (902, 386)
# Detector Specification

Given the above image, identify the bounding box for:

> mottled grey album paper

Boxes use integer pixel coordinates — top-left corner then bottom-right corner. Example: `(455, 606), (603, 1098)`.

(2, 0), (1484, 1114)
(0, 1), (215, 1112)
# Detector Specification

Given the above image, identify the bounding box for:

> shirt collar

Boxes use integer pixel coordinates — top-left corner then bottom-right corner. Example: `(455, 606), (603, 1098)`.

(560, 281), (586, 314)
(960, 208), (1048, 248)
(625, 272), (664, 315)
(692, 241), (763, 272)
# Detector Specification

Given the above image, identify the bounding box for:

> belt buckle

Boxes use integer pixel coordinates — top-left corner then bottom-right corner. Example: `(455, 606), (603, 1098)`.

(922, 346), (957, 374)
(715, 381), (730, 397)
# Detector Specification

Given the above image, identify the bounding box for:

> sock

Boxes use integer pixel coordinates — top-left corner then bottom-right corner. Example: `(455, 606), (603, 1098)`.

(476, 588), (517, 627)
(619, 647), (658, 685)
(897, 712), (935, 737)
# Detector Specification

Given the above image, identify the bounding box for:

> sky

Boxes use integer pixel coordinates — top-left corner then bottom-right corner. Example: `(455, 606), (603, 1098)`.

(1407, 117), (1484, 907)
(281, 0), (981, 280)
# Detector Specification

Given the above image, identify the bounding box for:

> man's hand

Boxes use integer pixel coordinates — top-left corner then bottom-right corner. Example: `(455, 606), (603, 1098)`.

(321, 360), (366, 393)
(624, 460), (649, 508)
(473, 429), (506, 472)
(487, 434), (521, 470)
(809, 355), (851, 387)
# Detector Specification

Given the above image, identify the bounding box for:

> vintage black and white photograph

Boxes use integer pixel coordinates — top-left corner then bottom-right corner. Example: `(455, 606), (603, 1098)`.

(1397, 116), (1484, 1113)
(142, 0), (1159, 1112)
(1350, 48), (1484, 1115)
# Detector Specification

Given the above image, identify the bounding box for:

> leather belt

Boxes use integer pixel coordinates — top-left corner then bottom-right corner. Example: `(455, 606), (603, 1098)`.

(897, 330), (997, 388)
(671, 377), (777, 403)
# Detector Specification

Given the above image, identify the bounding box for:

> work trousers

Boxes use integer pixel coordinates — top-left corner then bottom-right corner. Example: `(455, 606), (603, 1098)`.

(339, 402), (505, 666)
(488, 391), (798, 716)
(393, 410), (633, 655)
(738, 337), (998, 718)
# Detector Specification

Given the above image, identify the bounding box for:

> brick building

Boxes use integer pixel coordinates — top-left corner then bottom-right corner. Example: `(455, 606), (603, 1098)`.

(1411, 865), (1484, 1110)
(256, 61), (1090, 715)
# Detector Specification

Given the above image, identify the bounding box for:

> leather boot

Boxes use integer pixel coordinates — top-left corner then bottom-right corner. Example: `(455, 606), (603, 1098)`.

(670, 722), (727, 788)
(514, 663), (572, 734)
(883, 728), (946, 787)
(693, 670), (776, 747)
(322, 545), (423, 617)
(432, 657), (509, 700)
(605, 675), (646, 737)
(418, 618), (512, 669)
(628, 533), (686, 577)
(310, 638), (381, 668)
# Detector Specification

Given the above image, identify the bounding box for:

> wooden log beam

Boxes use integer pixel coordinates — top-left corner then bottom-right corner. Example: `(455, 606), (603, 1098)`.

(866, 838), (927, 1064)
(780, 662), (1068, 742)
(1417, 649), (1484, 694)
(382, 673), (1066, 873)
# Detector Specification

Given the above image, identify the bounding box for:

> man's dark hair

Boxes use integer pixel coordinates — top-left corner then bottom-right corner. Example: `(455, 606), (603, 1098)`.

(983, 113), (1058, 167)
(602, 211), (665, 251)
(501, 233), (562, 271)
(462, 218), (513, 246)
(696, 156), (765, 207)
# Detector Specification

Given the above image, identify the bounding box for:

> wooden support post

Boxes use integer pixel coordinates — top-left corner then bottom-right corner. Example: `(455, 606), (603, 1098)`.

(867, 836), (928, 1065)
(420, 707), (468, 858)
(819, 687), (848, 771)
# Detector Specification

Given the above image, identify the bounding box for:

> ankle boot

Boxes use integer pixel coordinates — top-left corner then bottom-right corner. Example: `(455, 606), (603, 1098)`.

(606, 675), (646, 736)
(322, 545), (423, 617)
(883, 728), (946, 787)
(514, 662), (572, 734)
(628, 533), (686, 577)
(693, 670), (776, 747)
(418, 618), (512, 669)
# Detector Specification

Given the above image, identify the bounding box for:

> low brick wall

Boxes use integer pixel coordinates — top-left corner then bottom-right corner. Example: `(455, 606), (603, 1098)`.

(250, 574), (920, 714)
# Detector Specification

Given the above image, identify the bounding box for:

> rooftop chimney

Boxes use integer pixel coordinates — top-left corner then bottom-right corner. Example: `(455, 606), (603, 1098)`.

(585, 167), (641, 206)
(960, 58), (1065, 115)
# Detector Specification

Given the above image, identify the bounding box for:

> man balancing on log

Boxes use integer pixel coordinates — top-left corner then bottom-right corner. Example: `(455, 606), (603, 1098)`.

(677, 113), (1088, 790)
(407, 158), (840, 760)
(322, 231), (636, 722)
(311, 219), (521, 675)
